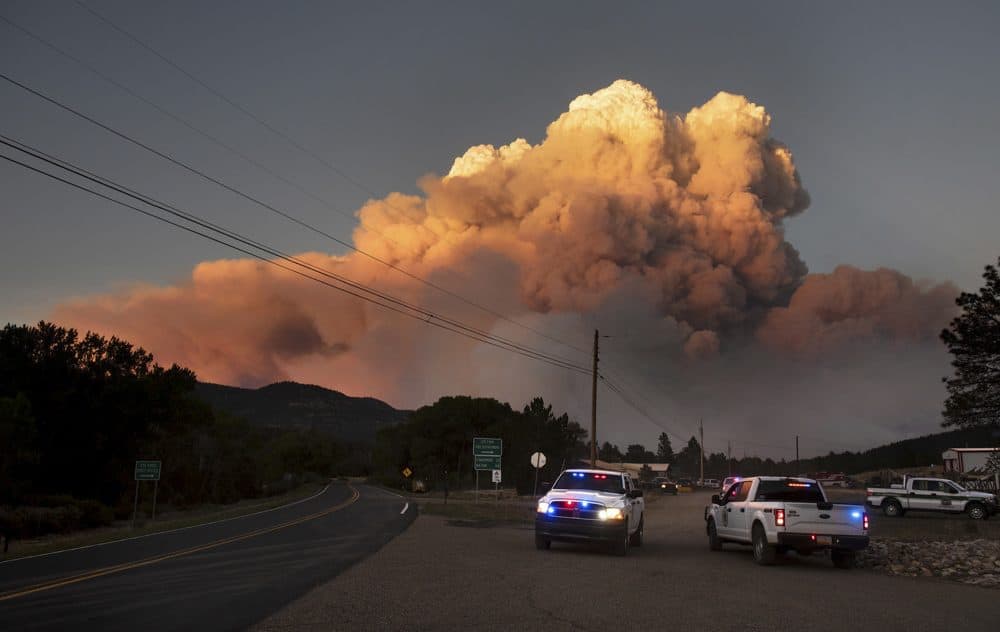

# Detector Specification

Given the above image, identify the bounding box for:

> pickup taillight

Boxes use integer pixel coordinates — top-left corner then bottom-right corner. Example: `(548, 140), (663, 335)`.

(775, 508), (785, 527)
(863, 512), (869, 530)
(866, 490), (873, 496)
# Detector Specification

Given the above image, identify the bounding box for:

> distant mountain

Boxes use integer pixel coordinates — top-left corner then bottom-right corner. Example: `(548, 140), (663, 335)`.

(194, 381), (410, 444)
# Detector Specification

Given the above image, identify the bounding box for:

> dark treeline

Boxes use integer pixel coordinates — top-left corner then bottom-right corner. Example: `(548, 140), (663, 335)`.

(373, 396), (587, 494)
(657, 427), (1000, 480)
(0, 322), (345, 537)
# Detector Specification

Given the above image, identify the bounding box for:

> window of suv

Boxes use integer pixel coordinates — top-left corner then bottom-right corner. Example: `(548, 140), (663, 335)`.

(552, 471), (626, 493)
(754, 479), (825, 503)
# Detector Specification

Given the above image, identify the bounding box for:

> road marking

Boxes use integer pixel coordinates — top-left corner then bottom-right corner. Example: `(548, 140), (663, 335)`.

(400, 503), (409, 515)
(0, 481), (333, 566)
(0, 485), (360, 602)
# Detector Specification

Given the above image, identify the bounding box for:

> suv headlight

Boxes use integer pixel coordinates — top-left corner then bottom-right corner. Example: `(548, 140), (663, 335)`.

(598, 507), (624, 520)
(537, 500), (550, 514)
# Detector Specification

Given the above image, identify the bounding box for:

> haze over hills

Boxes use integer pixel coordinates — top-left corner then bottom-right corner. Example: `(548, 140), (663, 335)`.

(194, 381), (410, 444)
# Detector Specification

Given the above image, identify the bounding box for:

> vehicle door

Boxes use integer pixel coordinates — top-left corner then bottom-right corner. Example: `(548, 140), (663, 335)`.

(718, 480), (753, 541)
(907, 479), (937, 511)
(935, 481), (966, 512)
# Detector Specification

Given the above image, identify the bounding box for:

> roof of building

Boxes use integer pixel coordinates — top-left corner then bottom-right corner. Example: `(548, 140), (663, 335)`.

(944, 447), (1000, 453)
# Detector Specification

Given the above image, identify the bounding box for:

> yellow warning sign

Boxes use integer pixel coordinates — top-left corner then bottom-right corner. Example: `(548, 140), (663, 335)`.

(402, 467), (413, 478)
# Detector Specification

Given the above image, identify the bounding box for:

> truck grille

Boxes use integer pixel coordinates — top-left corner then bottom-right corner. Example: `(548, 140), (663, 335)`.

(548, 500), (606, 520)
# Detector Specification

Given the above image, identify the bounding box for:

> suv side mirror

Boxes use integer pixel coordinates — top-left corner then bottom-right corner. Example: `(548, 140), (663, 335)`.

(628, 489), (643, 499)
(711, 494), (722, 505)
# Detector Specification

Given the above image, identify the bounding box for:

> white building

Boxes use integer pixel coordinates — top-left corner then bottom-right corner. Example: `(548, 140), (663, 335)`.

(942, 447), (1000, 474)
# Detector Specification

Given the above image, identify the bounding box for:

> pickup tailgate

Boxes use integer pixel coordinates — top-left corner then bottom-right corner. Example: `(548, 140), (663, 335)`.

(783, 503), (865, 536)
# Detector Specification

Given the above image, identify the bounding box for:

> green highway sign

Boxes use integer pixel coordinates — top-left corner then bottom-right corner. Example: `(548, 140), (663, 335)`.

(474, 454), (502, 471)
(135, 460), (162, 481)
(473, 437), (502, 457)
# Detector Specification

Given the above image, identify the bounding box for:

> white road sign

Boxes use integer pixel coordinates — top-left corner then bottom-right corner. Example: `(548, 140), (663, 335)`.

(492, 469), (502, 483)
(530, 452), (547, 468)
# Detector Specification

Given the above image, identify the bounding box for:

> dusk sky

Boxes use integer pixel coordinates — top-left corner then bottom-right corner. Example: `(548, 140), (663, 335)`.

(2, 1), (999, 456)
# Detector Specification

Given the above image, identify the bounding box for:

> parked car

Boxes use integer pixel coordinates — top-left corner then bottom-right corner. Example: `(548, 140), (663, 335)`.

(866, 476), (997, 520)
(535, 468), (645, 555)
(704, 476), (869, 568)
(699, 478), (720, 488)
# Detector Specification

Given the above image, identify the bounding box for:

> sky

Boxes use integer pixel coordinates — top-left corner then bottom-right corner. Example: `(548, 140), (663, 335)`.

(1, 1), (999, 457)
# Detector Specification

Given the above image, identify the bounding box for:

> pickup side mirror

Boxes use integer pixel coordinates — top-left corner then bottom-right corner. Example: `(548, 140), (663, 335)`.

(628, 489), (643, 499)
(711, 494), (721, 505)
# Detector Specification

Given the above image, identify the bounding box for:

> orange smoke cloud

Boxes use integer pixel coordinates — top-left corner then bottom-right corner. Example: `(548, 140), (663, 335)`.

(53, 80), (957, 403)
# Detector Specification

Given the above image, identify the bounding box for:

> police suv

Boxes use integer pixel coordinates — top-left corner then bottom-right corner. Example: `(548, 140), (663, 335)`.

(535, 468), (645, 555)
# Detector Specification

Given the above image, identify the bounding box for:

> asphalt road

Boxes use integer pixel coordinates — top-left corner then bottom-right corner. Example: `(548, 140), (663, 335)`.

(0, 481), (414, 631)
(256, 490), (999, 631)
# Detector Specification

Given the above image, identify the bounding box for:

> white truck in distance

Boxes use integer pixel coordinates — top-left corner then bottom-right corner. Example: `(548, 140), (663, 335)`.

(866, 477), (997, 520)
(535, 469), (645, 556)
(704, 476), (870, 568)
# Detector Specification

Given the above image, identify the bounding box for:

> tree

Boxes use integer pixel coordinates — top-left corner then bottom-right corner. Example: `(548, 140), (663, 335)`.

(675, 436), (703, 477)
(624, 443), (650, 463)
(656, 432), (675, 464)
(598, 441), (622, 462)
(941, 257), (1000, 428)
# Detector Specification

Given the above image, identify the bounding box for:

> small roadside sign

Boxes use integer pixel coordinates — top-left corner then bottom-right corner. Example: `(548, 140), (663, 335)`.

(530, 452), (547, 468)
(402, 466), (413, 478)
(134, 460), (161, 481)
(492, 469), (502, 484)
(474, 454), (502, 471)
(473, 437), (502, 457)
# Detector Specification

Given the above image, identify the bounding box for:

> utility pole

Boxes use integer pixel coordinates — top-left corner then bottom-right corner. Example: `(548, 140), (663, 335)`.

(590, 329), (599, 467)
(698, 419), (704, 484)
(728, 440), (732, 476)
(795, 435), (800, 475)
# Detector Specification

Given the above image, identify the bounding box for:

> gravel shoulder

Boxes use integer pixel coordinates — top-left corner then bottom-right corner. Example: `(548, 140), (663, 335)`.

(254, 491), (999, 632)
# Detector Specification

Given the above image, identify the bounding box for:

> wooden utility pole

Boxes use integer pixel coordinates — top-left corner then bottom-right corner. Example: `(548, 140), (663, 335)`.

(590, 329), (599, 467)
(728, 440), (732, 476)
(699, 419), (704, 484)
(795, 435), (800, 475)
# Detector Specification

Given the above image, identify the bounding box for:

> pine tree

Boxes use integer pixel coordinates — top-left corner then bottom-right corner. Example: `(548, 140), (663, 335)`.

(941, 257), (1000, 428)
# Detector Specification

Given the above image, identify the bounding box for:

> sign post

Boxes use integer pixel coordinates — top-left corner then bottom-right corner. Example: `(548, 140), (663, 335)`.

(473, 437), (502, 504)
(133, 460), (162, 528)
(530, 451), (547, 498)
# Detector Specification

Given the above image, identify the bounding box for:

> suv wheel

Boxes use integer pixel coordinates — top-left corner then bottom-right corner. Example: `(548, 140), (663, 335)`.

(629, 515), (644, 547)
(967, 502), (987, 520)
(707, 519), (722, 551)
(611, 520), (630, 556)
(752, 523), (776, 566)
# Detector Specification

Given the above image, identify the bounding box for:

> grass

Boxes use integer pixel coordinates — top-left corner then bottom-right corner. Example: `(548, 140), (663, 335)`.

(1, 481), (327, 561)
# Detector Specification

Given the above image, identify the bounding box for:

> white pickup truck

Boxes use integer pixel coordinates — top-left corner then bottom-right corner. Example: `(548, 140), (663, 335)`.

(535, 468), (645, 556)
(704, 476), (869, 568)
(866, 476), (997, 520)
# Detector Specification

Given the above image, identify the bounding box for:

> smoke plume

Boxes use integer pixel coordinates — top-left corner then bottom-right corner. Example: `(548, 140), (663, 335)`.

(54, 80), (958, 451)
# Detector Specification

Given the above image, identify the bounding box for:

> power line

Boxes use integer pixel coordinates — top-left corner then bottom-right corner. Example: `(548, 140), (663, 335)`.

(54, 3), (589, 358)
(0, 137), (594, 376)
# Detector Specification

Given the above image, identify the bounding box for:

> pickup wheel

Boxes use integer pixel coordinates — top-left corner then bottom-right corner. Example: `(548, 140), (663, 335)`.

(611, 520), (630, 556)
(752, 523), (776, 566)
(629, 514), (644, 547)
(882, 499), (904, 517)
(831, 550), (856, 569)
(707, 518), (722, 551)
(967, 502), (988, 521)
(535, 534), (551, 550)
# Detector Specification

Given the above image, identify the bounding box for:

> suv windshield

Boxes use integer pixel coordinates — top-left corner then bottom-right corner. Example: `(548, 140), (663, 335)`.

(754, 480), (826, 503)
(553, 472), (625, 493)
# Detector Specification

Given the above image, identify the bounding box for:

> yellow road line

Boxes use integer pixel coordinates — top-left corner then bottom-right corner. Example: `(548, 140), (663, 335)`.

(0, 484), (360, 602)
